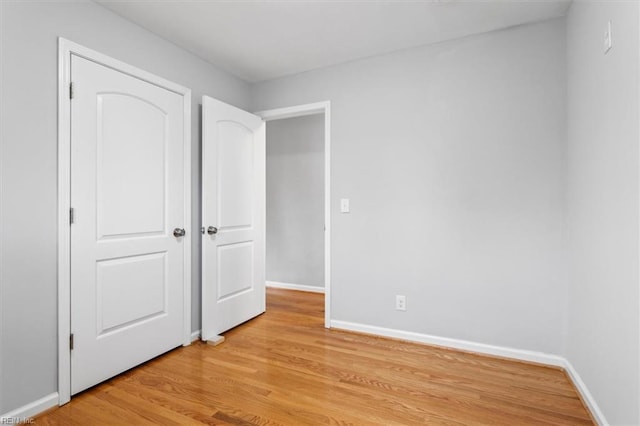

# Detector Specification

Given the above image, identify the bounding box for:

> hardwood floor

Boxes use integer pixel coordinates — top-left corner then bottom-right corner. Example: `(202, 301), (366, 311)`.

(37, 289), (593, 425)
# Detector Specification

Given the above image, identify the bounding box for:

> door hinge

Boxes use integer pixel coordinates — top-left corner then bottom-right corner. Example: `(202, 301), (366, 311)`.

(70, 333), (74, 350)
(69, 82), (74, 99)
(70, 207), (75, 224)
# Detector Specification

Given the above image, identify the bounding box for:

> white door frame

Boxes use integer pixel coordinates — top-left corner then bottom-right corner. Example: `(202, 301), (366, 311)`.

(255, 102), (331, 328)
(57, 38), (192, 405)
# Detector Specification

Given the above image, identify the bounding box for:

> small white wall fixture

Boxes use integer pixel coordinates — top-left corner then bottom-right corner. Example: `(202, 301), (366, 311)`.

(256, 102), (332, 327)
(57, 38), (192, 405)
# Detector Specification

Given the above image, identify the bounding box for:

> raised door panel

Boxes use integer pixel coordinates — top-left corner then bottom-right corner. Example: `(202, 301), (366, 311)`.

(97, 94), (167, 239)
(217, 242), (254, 300)
(217, 121), (254, 229)
(97, 252), (168, 335)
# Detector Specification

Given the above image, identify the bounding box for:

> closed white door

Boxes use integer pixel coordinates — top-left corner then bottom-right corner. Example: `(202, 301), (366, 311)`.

(202, 96), (265, 340)
(70, 55), (188, 394)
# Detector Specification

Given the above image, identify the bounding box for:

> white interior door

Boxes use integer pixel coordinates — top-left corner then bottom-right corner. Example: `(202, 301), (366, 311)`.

(70, 54), (188, 394)
(202, 96), (265, 340)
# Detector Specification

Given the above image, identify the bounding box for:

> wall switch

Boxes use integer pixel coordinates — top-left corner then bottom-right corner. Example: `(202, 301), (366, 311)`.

(340, 198), (350, 213)
(604, 21), (612, 54)
(396, 295), (406, 311)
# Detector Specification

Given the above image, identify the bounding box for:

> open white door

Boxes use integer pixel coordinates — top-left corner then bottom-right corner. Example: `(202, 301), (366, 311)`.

(202, 96), (265, 341)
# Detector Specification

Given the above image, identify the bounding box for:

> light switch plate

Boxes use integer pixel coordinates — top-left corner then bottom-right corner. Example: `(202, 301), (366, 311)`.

(604, 21), (612, 54)
(340, 198), (350, 213)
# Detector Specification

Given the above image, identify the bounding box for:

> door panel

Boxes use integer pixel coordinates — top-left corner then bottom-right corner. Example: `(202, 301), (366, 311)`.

(96, 252), (167, 334)
(217, 121), (254, 228)
(97, 93), (167, 238)
(202, 96), (265, 339)
(71, 55), (186, 394)
(218, 242), (254, 299)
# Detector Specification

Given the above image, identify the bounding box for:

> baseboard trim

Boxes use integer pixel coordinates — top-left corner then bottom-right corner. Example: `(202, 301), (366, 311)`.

(266, 281), (324, 294)
(330, 320), (565, 366)
(0, 392), (59, 422)
(561, 359), (607, 425)
(331, 319), (607, 424)
(0, 328), (606, 425)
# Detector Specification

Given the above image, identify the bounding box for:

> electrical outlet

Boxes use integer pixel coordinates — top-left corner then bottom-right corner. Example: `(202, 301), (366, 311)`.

(396, 295), (406, 311)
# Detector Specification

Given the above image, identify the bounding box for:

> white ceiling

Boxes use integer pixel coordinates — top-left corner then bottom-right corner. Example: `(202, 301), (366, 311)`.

(97, 0), (571, 83)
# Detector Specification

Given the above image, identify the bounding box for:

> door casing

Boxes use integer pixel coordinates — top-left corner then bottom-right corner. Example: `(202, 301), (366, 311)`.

(57, 38), (192, 405)
(255, 102), (331, 328)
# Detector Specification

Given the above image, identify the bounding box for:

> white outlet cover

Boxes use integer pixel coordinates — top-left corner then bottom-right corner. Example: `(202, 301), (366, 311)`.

(396, 295), (406, 311)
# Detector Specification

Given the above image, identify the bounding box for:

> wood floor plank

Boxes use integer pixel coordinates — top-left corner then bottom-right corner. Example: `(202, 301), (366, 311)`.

(35, 288), (594, 425)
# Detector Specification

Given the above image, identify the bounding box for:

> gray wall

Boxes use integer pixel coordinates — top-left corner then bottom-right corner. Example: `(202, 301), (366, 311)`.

(565, 1), (639, 424)
(252, 19), (567, 355)
(0, 0), (250, 414)
(266, 115), (324, 288)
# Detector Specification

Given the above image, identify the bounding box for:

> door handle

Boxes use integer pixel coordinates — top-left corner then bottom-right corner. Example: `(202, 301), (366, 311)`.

(173, 228), (186, 237)
(207, 226), (218, 235)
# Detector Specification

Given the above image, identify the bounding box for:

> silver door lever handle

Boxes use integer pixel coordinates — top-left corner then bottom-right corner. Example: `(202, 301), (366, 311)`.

(173, 228), (186, 237)
(207, 226), (218, 235)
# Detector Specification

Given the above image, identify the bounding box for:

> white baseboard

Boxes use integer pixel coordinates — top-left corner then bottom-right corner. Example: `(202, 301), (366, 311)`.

(331, 319), (607, 424)
(266, 281), (324, 293)
(330, 320), (565, 366)
(561, 359), (607, 425)
(0, 328), (606, 425)
(0, 392), (59, 422)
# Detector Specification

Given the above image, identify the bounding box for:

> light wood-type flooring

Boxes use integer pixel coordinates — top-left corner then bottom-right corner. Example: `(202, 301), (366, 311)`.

(36, 288), (594, 425)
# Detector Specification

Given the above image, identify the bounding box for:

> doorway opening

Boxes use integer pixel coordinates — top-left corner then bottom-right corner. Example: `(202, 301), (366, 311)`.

(257, 103), (331, 327)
